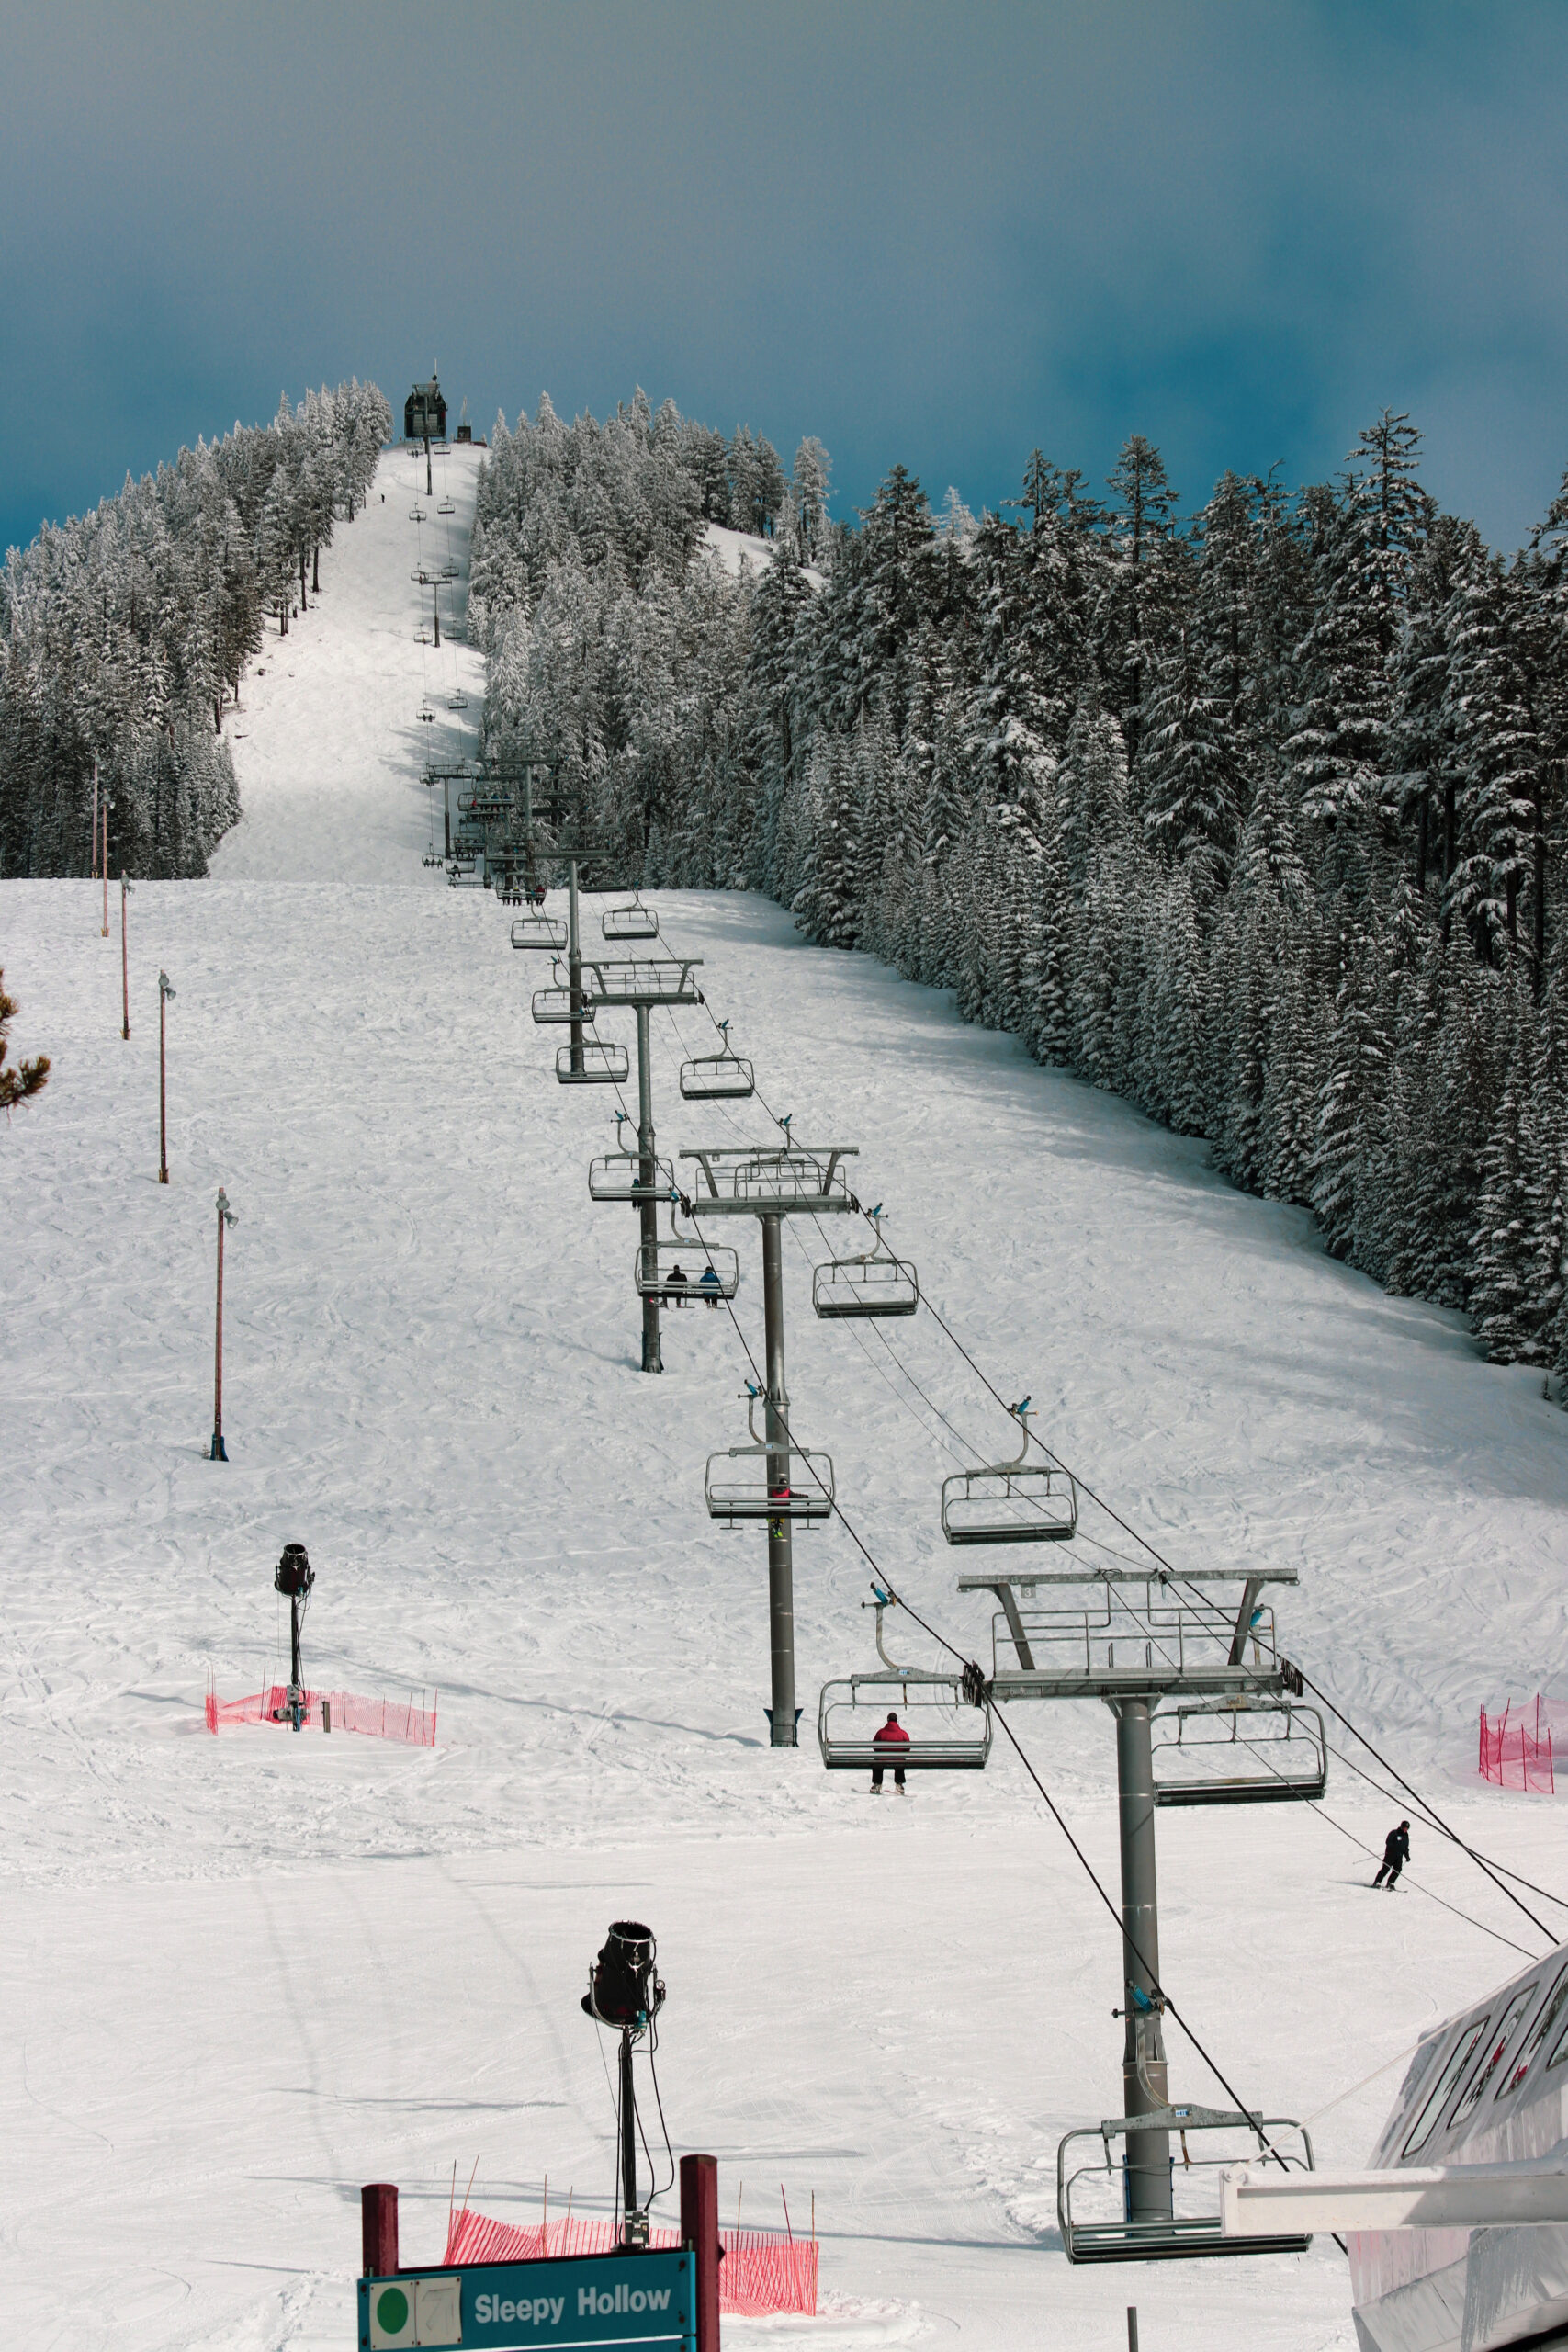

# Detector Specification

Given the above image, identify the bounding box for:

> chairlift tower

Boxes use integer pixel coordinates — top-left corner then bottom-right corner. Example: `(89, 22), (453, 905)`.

(412, 560), (458, 649)
(957, 1545), (1318, 2260)
(679, 1145), (861, 1746)
(580, 956), (705, 1373)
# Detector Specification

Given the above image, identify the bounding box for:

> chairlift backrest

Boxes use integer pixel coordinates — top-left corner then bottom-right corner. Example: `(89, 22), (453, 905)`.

(680, 1050), (756, 1102)
(818, 1672), (990, 1770)
(941, 1409), (1077, 1545)
(635, 1238), (740, 1304)
(1056, 2110), (1314, 2265)
(602, 893), (660, 942)
(587, 1150), (677, 1203)
(556, 1042), (629, 1086)
(705, 1442), (835, 1524)
(813, 1217), (919, 1318)
(1151, 1700), (1327, 1806)
(511, 913), (568, 950)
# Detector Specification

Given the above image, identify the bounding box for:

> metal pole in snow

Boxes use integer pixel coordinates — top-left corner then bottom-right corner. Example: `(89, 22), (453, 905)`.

(1116, 1698), (1173, 2226)
(119, 874), (132, 1038)
(567, 860), (585, 1074)
(762, 1212), (797, 1747)
(158, 970), (175, 1182)
(101, 797), (110, 936)
(91, 756), (98, 890)
(210, 1188), (238, 1460)
(636, 1004), (661, 1374)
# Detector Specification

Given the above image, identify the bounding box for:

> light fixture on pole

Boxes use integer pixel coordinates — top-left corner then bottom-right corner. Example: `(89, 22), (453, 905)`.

(273, 1544), (314, 1731)
(210, 1188), (238, 1460)
(581, 1920), (666, 2248)
(158, 970), (175, 1182)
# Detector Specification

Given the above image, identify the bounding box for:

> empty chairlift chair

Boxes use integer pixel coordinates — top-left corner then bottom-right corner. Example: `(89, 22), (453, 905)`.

(813, 1209), (918, 1319)
(556, 1041), (629, 1086)
(1151, 1696), (1327, 1806)
(818, 1594), (991, 1771)
(941, 1402), (1077, 1545)
(601, 890), (660, 942)
(635, 1238), (740, 1306)
(1057, 2109), (1315, 2264)
(511, 911), (569, 951)
(679, 1021), (755, 1102)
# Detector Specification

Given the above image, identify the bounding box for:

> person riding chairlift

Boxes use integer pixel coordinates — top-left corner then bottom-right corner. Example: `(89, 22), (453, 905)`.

(698, 1263), (722, 1307)
(871, 1710), (910, 1796)
(666, 1261), (689, 1305)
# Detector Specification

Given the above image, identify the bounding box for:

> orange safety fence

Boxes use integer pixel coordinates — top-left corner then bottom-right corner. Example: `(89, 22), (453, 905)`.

(442, 2205), (818, 2317)
(204, 1682), (437, 1747)
(1480, 1698), (1560, 1794)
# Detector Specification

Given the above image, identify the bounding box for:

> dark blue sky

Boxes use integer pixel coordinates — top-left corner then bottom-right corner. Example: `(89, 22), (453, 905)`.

(6, 1), (1567, 560)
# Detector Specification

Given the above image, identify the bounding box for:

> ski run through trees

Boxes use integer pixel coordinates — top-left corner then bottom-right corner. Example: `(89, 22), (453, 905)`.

(469, 394), (1568, 1390)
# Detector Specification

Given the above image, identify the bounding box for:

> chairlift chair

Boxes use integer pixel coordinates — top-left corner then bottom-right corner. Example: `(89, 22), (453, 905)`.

(1057, 2108), (1314, 2264)
(1151, 1698), (1327, 1807)
(447, 690), (468, 710)
(705, 1442), (835, 1525)
(587, 1150), (677, 1204)
(418, 697), (435, 724)
(635, 1238), (740, 1306)
(813, 1210), (918, 1319)
(511, 912), (569, 951)
(601, 891), (660, 942)
(679, 1021), (755, 1102)
(556, 1042), (629, 1086)
(532, 986), (596, 1025)
(941, 1404), (1077, 1545)
(409, 504), (427, 522)
(437, 495), (456, 514)
(818, 1592), (990, 1770)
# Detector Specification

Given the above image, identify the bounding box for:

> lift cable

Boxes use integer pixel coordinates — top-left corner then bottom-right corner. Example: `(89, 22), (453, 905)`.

(628, 910), (1568, 1942)
(682, 1202), (1303, 2171)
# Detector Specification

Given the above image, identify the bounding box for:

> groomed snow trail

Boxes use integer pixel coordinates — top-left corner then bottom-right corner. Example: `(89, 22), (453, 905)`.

(4, 444), (1568, 2352)
(209, 444), (485, 882)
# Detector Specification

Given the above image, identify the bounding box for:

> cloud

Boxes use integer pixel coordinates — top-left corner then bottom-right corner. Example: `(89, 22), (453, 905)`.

(3, 0), (1566, 553)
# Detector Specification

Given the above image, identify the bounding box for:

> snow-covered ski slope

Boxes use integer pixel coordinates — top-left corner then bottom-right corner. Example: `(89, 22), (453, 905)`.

(210, 442), (486, 881)
(5, 445), (1568, 2352)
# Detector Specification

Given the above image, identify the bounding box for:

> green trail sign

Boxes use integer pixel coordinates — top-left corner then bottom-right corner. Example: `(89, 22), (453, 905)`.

(358, 2250), (694, 2351)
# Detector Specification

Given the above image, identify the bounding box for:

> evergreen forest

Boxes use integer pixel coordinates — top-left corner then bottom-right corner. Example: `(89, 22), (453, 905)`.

(472, 391), (1568, 1385)
(0, 380), (391, 879)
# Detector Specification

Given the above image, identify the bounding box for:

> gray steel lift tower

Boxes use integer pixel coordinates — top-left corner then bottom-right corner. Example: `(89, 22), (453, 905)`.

(679, 1146), (861, 1747)
(959, 1554), (1317, 2260)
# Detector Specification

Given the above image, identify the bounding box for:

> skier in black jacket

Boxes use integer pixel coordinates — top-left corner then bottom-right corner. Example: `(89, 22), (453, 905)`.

(1373, 1821), (1411, 1889)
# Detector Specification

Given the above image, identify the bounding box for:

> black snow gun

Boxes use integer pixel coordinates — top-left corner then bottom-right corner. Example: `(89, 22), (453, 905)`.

(581, 1920), (665, 2030)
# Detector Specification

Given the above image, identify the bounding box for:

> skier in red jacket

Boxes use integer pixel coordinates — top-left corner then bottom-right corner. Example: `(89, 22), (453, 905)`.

(871, 1711), (910, 1795)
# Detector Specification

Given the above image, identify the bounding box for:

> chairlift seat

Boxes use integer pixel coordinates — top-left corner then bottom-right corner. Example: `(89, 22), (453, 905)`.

(511, 914), (568, 950)
(1057, 2109), (1314, 2264)
(942, 1463), (1078, 1544)
(532, 988), (596, 1025)
(635, 1239), (740, 1306)
(1152, 1700), (1327, 1807)
(446, 691), (468, 710)
(437, 497), (456, 514)
(705, 1443), (834, 1524)
(680, 1053), (756, 1102)
(556, 1043), (629, 1085)
(813, 1249), (919, 1319)
(818, 1671), (990, 1770)
(602, 898), (660, 942)
(588, 1151), (676, 1204)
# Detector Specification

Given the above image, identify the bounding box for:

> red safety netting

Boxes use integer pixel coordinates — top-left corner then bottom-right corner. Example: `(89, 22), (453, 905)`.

(1479, 1698), (1562, 1793)
(441, 2205), (818, 2317)
(204, 1683), (436, 1747)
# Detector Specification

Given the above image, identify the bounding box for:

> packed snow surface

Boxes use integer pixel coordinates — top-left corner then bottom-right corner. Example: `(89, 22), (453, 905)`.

(6, 447), (1568, 2352)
